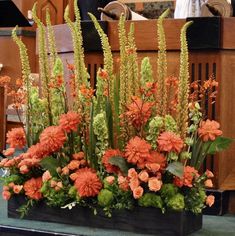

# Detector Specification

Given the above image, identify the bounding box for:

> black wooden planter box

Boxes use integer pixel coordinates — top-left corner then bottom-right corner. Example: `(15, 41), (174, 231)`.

(8, 196), (202, 236)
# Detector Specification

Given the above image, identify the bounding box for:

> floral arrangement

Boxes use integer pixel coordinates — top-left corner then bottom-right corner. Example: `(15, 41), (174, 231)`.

(0, 2), (232, 218)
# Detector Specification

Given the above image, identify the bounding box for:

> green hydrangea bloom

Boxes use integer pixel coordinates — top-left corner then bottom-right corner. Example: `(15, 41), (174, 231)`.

(98, 189), (114, 207)
(167, 193), (185, 211)
(138, 193), (163, 210)
(164, 115), (178, 133)
(160, 184), (178, 202)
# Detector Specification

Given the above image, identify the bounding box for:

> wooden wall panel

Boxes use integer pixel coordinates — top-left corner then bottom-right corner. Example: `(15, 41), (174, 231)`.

(36, 0), (64, 25)
(0, 87), (6, 151)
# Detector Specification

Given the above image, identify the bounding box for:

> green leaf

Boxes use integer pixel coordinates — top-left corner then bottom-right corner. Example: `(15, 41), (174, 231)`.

(109, 156), (129, 175)
(207, 137), (233, 155)
(88, 102), (98, 169)
(166, 162), (184, 178)
(40, 156), (60, 176)
(105, 97), (114, 148)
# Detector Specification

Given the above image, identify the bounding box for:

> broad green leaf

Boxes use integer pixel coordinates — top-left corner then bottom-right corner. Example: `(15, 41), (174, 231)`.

(109, 156), (128, 175)
(207, 137), (233, 155)
(40, 156), (60, 176)
(166, 162), (184, 178)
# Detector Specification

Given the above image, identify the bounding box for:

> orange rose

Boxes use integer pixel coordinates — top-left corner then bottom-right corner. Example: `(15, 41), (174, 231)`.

(73, 152), (85, 160)
(50, 180), (57, 188)
(138, 170), (149, 183)
(133, 186), (144, 199)
(204, 179), (213, 188)
(148, 177), (162, 192)
(206, 195), (215, 207)
(118, 176), (129, 191)
(55, 182), (63, 191)
(2, 191), (11, 200)
(145, 163), (160, 173)
(19, 165), (29, 174)
(8, 182), (15, 188)
(68, 160), (80, 170)
(3, 148), (15, 156)
(3, 186), (9, 191)
(4, 159), (16, 167)
(70, 173), (79, 181)
(105, 176), (115, 185)
(128, 168), (138, 179)
(57, 181), (63, 189)
(206, 170), (214, 178)
(129, 178), (140, 191)
(13, 185), (23, 194)
(42, 170), (52, 182)
(0, 158), (9, 168)
(62, 166), (69, 175)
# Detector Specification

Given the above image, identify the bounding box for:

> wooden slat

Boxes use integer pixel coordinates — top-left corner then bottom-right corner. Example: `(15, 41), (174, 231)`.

(108, 19), (185, 51)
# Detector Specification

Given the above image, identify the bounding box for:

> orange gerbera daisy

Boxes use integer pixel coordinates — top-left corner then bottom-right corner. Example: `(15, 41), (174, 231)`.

(124, 97), (152, 130)
(39, 126), (66, 153)
(74, 168), (102, 197)
(125, 136), (151, 168)
(148, 151), (167, 170)
(27, 143), (49, 159)
(23, 177), (42, 200)
(198, 119), (222, 142)
(157, 132), (184, 153)
(102, 149), (123, 173)
(6, 128), (26, 149)
(59, 111), (81, 133)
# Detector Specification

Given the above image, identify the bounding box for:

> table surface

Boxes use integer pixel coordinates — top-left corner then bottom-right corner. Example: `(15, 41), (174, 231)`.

(0, 196), (235, 236)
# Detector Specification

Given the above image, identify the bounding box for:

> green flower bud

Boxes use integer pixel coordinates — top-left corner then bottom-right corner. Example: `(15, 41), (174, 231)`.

(53, 57), (64, 77)
(68, 186), (77, 197)
(40, 183), (48, 193)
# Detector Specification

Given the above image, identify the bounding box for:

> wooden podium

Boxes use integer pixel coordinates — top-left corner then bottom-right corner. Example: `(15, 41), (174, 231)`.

(50, 17), (235, 192)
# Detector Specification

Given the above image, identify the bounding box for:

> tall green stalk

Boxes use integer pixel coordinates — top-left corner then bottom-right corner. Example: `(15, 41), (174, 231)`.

(177, 21), (193, 140)
(156, 9), (170, 116)
(12, 27), (32, 146)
